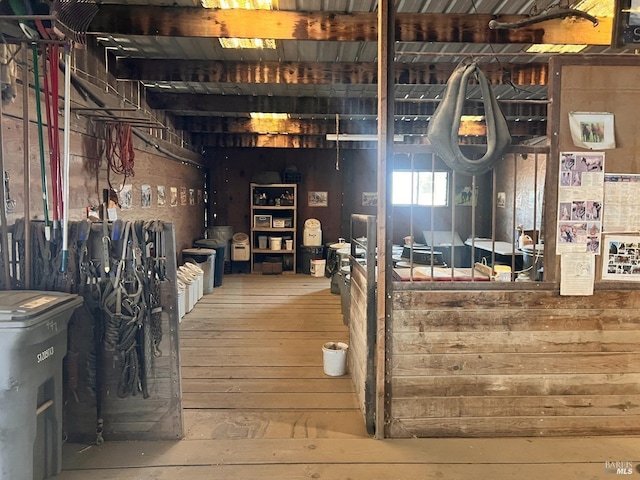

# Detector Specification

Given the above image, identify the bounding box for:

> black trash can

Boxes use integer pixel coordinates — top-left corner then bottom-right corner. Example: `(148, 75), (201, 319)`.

(0, 291), (83, 480)
(299, 245), (324, 274)
(194, 240), (226, 287)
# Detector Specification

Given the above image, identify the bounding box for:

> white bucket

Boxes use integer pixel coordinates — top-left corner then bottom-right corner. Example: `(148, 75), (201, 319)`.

(177, 280), (185, 322)
(270, 237), (282, 250)
(285, 239), (293, 250)
(322, 342), (348, 376)
(183, 262), (204, 299)
(310, 259), (325, 277)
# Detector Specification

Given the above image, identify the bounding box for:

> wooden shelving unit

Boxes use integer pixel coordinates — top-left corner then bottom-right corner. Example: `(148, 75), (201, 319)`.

(250, 183), (297, 274)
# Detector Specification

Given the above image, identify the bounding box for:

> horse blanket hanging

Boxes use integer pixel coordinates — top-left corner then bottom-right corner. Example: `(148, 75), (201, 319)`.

(427, 62), (511, 176)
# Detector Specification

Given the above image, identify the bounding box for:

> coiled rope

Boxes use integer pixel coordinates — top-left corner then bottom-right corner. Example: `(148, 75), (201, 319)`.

(105, 122), (135, 195)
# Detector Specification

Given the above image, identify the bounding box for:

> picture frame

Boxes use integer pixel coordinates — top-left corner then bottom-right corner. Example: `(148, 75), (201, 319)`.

(308, 191), (328, 207)
(568, 112), (615, 149)
(362, 192), (378, 207)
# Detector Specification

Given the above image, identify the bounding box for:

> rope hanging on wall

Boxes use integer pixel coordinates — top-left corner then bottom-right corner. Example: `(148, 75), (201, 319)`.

(105, 122), (135, 194)
(427, 61), (511, 176)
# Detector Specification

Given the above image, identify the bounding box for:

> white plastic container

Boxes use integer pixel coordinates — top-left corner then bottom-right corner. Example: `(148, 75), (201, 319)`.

(303, 218), (322, 246)
(232, 232), (250, 261)
(270, 237), (282, 250)
(182, 263), (204, 299)
(322, 342), (348, 376)
(177, 280), (186, 321)
(310, 259), (326, 277)
(177, 270), (196, 312)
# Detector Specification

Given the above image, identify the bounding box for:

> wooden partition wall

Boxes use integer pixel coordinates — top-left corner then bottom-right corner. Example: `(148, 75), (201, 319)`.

(387, 288), (640, 437)
(382, 57), (640, 438)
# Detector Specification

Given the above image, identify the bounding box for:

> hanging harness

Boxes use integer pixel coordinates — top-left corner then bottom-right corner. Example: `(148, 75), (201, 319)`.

(427, 62), (511, 176)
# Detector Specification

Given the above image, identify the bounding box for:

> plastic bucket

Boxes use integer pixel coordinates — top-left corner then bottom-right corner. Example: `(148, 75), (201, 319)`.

(177, 280), (186, 322)
(270, 237), (282, 250)
(322, 342), (348, 376)
(182, 262), (204, 299)
(310, 259), (325, 277)
(183, 248), (215, 295)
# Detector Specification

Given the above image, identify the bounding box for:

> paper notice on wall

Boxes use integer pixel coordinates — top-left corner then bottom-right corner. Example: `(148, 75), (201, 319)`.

(557, 152), (605, 255)
(560, 253), (595, 296)
(603, 174), (640, 233)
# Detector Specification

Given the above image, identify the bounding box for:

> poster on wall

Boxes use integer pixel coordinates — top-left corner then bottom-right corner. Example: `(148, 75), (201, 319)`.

(157, 186), (166, 206)
(568, 112), (616, 149)
(189, 189), (195, 205)
(119, 184), (132, 209)
(180, 187), (187, 206)
(603, 174), (640, 232)
(560, 252), (595, 296)
(556, 151), (605, 255)
(602, 235), (640, 281)
(141, 185), (151, 207)
(170, 187), (178, 207)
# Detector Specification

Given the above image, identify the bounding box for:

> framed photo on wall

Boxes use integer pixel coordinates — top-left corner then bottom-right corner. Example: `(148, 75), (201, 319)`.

(308, 191), (328, 207)
(362, 192), (377, 206)
(568, 112), (615, 149)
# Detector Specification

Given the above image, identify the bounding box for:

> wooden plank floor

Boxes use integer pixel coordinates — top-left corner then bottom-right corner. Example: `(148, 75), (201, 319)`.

(59, 274), (640, 479)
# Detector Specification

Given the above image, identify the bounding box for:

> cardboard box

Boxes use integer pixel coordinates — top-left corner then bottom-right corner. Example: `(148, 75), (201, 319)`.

(272, 218), (292, 228)
(262, 258), (282, 275)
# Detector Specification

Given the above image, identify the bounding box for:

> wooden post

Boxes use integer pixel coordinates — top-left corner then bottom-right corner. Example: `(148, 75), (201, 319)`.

(376, 0), (394, 439)
(23, 44), (31, 288)
(0, 78), (11, 288)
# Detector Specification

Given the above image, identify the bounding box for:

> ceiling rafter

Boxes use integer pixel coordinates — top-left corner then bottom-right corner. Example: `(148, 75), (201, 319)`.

(190, 132), (539, 149)
(149, 93), (547, 118)
(89, 8), (612, 45)
(177, 116), (546, 136)
(114, 58), (549, 86)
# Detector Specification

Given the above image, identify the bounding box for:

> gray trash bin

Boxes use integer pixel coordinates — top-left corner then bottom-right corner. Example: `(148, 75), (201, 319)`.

(0, 290), (83, 480)
(183, 248), (216, 294)
(194, 239), (226, 287)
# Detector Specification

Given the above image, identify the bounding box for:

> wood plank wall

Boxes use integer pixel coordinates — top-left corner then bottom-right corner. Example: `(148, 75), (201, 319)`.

(388, 288), (640, 438)
(348, 264), (369, 423)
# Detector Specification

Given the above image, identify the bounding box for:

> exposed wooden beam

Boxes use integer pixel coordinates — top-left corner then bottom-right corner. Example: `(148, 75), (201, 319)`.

(176, 116), (546, 137)
(149, 93), (547, 118)
(116, 58), (549, 86)
(191, 132), (539, 148)
(90, 8), (612, 45)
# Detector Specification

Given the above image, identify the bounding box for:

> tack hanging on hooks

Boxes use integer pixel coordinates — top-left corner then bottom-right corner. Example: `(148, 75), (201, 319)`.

(427, 61), (511, 176)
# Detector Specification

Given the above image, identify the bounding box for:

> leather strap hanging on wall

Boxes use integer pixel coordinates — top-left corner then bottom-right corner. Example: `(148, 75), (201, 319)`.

(427, 61), (511, 176)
